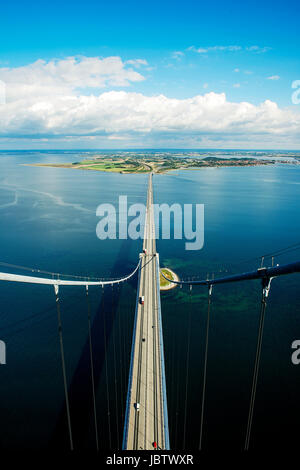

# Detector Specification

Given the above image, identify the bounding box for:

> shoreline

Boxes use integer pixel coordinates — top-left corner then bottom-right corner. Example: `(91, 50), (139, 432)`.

(160, 268), (180, 291)
(20, 156), (290, 175)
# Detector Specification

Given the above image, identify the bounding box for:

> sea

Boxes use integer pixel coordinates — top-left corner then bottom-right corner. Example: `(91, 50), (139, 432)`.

(0, 150), (299, 451)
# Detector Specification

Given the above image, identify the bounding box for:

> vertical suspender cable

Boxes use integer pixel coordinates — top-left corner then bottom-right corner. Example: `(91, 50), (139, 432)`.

(122, 300), (127, 403)
(54, 284), (74, 451)
(199, 283), (213, 451)
(169, 323), (176, 442)
(244, 277), (272, 450)
(103, 285), (112, 449)
(85, 284), (99, 451)
(117, 285), (124, 422)
(174, 319), (181, 450)
(112, 284), (120, 449)
(183, 285), (192, 449)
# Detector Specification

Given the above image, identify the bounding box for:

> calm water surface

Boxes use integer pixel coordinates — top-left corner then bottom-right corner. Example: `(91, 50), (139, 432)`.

(0, 151), (299, 450)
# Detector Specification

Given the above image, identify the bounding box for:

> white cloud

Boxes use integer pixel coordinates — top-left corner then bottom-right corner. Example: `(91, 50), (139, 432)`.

(234, 69), (253, 75)
(0, 56), (299, 147)
(125, 59), (148, 68)
(188, 45), (271, 54)
(246, 46), (272, 53)
(172, 51), (185, 60)
(233, 83), (241, 88)
(188, 45), (242, 54)
(267, 75), (280, 80)
(187, 46), (208, 53)
(0, 56), (145, 96)
(1, 90), (300, 143)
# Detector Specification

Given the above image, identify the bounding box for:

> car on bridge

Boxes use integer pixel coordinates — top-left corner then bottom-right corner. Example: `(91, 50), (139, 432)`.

(139, 295), (144, 305)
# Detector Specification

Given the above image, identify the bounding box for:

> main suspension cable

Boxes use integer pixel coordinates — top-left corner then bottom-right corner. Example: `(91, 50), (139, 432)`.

(244, 278), (272, 450)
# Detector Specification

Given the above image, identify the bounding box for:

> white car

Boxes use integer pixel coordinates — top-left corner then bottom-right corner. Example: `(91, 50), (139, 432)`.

(134, 402), (140, 411)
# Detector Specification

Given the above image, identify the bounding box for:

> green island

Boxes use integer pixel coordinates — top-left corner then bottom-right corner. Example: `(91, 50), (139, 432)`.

(160, 268), (179, 291)
(26, 152), (284, 174)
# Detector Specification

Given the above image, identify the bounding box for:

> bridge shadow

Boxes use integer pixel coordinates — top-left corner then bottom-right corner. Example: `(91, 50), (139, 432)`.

(50, 243), (138, 451)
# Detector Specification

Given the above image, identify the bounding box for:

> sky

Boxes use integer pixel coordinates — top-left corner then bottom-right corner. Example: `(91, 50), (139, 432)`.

(0, 0), (299, 149)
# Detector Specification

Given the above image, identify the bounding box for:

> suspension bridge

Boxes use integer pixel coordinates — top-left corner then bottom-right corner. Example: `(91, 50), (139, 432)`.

(123, 173), (169, 450)
(0, 173), (299, 451)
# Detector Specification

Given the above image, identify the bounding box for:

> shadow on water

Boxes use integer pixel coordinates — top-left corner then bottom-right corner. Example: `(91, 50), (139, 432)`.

(50, 242), (138, 451)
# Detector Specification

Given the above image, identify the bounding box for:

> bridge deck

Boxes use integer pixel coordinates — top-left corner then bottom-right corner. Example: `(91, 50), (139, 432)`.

(123, 174), (169, 450)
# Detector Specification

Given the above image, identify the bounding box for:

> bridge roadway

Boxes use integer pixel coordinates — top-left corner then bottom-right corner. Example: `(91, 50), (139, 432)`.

(123, 173), (169, 450)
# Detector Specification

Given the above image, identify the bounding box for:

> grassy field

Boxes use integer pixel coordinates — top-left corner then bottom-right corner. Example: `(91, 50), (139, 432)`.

(26, 154), (278, 174)
(28, 158), (150, 173)
(160, 268), (174, 287)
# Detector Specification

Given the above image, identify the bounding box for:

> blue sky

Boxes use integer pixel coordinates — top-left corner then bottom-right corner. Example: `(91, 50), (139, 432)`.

(0, 0), (299, 149)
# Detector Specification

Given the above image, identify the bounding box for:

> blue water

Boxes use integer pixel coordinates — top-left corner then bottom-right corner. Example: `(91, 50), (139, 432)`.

(0, 151), (299, 450)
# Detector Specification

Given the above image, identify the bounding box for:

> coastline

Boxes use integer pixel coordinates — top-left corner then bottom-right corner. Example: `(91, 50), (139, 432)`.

(19, 155), (291, 175)
(160, 268), (180, 291)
